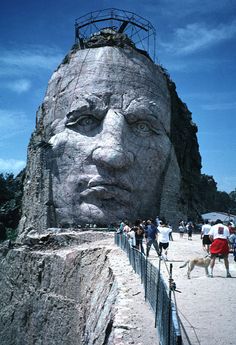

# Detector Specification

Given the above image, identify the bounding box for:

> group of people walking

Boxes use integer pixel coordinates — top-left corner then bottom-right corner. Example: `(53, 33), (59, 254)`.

(118, 217), (236, 278)
(178, 221), (195, 240)
(118, 218), (172, 260)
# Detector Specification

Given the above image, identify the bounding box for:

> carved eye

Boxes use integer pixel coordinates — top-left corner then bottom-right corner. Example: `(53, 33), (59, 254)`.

(79, 117), (96, 126)
(66, 115), (100, 133)
(132, 121), (153, 136)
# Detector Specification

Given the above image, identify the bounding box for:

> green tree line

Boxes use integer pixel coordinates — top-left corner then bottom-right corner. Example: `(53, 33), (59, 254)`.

(198, 174), (236, 215)
(0, 171), (25, 241)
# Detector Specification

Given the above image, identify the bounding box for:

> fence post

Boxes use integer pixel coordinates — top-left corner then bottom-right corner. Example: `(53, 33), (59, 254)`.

(140, 253), (144, 283)
(144, 256), (148, 301)
(132, 247), (136, 272)
(168, 263), (173, 345)
(154, 257), (161, 328)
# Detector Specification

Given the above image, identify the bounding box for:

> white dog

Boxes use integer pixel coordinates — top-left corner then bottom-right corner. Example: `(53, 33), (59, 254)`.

(180, 255), (211, 279)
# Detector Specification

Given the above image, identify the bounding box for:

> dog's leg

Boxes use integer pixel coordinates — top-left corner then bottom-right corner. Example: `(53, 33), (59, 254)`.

(205, 266), (209, 277)
(179, 260), (189, 268)
(187, 262), (195, 279)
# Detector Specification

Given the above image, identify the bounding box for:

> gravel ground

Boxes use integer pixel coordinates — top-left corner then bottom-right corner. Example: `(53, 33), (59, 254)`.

(147, 232), (236, 345)
(107, 247), (159, 345)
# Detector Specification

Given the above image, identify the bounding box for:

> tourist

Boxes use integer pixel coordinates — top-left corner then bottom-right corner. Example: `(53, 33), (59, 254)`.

(127, 226), (136, 248)
(178, 221), (185, 238)
(157, 220), (172, 260)
(155, 216), (161, 226)
(135, 224), (145, 254)
(145, 219), (159, 257)
(141, 220), (147, 231)
(123, 221), (131, 235)
(209, 219), (231, 278)
(228, 221), (235, 235)
(228, 227), (236, 252)
(117, 220), (125, 234)
(201, 219), (212, 253)
(186, 222), (194, 240)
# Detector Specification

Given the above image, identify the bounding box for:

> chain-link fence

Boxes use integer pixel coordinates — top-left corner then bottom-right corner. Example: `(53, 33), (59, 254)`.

(115, 233), (182, 345)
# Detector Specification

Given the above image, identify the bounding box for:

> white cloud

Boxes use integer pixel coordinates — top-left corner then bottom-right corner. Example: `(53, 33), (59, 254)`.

(0, 158), (25, 175)
(0, 44), (63, 76)
(160, 21), (236, 55)
(0, 109), (33, 143)
(0, 44), (63, 96)
(6, 79), (31, 93)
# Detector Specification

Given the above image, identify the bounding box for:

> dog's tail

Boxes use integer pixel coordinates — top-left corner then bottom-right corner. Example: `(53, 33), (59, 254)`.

(179, 260), (189, 268)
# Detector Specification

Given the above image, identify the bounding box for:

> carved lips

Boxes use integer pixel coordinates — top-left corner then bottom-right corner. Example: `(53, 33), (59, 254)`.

(79, 175), (132, 206)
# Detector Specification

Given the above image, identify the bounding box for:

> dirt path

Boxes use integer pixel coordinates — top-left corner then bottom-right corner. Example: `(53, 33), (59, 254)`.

(147, 232), (236, 345)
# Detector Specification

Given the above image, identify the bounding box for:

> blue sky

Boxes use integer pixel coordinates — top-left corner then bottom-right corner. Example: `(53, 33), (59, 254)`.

(0, 0), (235, 193)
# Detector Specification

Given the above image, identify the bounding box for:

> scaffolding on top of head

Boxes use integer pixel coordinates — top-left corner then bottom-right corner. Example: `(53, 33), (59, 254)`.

(75, 8), (157, 63)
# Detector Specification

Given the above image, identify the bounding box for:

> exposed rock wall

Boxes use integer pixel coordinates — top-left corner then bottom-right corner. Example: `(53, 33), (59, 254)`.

(0, 244), (115, 344)
(0, 232), (159, 345)
(167, 78), (202, 221)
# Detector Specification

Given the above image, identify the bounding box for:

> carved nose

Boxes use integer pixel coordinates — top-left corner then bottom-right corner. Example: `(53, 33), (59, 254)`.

(92, 146), (134, 170)
(91, 109), (135, 169)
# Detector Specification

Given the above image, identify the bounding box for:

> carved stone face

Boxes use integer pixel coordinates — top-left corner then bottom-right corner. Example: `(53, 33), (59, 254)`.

(47, 47), (176, 226)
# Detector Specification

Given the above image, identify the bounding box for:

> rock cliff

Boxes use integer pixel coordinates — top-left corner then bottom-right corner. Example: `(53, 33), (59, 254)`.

(18, 29), (201, 236)
(0, 232), (158, 345)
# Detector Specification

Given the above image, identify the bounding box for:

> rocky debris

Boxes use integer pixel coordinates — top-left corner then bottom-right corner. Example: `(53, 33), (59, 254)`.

(17, 228), (114, 249)
(0, 233), (158, 345)
(79, 28), (151, 61)
(84, 28), (135, 49)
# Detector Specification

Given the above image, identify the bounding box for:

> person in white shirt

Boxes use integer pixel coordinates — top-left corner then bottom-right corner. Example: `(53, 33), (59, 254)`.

(201, 219), (212, 253)
(127, 227), (136, 247)
(178, 220), (185, 238)
(157, 221), (172, 260)
(123, 221), (131, 235)
(209, 219), (231, 278)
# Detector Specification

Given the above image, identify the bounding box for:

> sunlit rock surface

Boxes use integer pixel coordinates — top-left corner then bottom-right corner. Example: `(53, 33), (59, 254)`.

(18, 30), (201, 236)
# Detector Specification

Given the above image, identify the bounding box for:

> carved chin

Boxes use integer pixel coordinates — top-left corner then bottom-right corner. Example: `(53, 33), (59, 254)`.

(76, 203), (107, 224)
(56, 201), (132, 226)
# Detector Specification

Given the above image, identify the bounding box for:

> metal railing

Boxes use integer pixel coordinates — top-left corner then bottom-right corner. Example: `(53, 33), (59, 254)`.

(115, 233), (182, 345)
(74, 8), (157, 62)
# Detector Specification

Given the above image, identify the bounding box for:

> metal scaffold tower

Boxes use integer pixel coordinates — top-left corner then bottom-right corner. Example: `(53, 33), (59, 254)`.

(75, 8), (157, 62)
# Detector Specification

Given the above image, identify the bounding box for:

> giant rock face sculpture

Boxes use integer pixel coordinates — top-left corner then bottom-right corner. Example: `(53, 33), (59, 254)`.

(19, 37), (188, 233)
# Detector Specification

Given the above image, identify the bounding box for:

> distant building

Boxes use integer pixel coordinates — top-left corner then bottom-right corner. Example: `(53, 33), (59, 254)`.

(201, 212), (236, 224)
